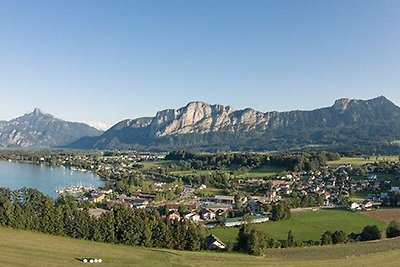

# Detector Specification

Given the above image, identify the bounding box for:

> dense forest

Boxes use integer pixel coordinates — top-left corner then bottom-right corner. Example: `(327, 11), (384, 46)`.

(0, 188), (206, 251)
(165, 151), (341, 171)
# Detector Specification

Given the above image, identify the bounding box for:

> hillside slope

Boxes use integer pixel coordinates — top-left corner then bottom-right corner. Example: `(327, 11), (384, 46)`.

(1, 227), (400, 267)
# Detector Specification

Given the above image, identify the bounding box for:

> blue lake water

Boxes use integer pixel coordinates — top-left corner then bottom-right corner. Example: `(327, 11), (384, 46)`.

(0, 160), (104, 198)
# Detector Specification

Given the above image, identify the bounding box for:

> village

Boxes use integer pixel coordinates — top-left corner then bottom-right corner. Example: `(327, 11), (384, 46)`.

(19, 151), (395, 233)
(2, 151), (400, 230)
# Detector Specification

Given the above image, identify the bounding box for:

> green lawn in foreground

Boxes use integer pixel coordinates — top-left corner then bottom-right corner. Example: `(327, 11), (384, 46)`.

(1, 227), (400, 267)
(211, 209), (388, 243)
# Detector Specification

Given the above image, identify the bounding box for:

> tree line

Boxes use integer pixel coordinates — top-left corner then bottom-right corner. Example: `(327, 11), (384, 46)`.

(165, 151), (341, 172)
(0, 188), (207, 251)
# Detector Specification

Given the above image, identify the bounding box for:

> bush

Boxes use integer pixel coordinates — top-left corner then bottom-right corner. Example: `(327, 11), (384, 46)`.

(320, 231), (333, 245)
(386, 221), (400, 238)
(360, 225), (381, 241)
(332, 230), (347, 244)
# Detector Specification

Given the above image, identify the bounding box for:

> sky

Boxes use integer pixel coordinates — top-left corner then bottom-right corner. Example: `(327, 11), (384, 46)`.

(0, 0), (399, 130)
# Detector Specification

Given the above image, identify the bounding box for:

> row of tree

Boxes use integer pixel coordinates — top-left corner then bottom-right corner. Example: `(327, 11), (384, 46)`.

(0, 188), (207, 251)
(165, 151), (341, 172)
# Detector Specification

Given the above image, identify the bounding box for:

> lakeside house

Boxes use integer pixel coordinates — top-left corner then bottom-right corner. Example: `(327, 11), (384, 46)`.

(116, 194), (149, 209)
(89, 193), (106, 203)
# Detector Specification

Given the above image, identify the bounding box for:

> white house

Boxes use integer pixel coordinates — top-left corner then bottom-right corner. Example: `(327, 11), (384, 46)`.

(200, 208), (216, 221)
(349, 202), (361, 211)
(184, 212), (200, 222)
(205, 234), (226, 250)
(390, 186), (400, 192)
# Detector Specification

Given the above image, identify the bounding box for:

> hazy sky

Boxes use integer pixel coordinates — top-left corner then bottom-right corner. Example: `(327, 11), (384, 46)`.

(0, 1), (399, 130)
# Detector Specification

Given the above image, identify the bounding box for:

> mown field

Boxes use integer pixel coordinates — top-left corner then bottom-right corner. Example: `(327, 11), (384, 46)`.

(170, 164), (286, 179)
(239, 165), (286, 178)
(140, 160), (178, 170)
(360, 208), (400, 223)
(211, 209), (388, 243)
(1, 227), (400, 267)
(327, 156), (400, 167)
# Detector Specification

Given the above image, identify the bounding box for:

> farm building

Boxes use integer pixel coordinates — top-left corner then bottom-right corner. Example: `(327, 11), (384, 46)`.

(205, 234), (226, 250)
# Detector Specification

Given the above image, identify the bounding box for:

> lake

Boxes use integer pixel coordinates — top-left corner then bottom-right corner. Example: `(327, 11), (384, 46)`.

(0, 160), (104, 198)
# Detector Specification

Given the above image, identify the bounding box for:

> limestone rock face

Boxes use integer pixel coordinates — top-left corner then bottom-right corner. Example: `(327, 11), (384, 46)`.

(149, 101), (236, 136)
(66, 96), (400, 151)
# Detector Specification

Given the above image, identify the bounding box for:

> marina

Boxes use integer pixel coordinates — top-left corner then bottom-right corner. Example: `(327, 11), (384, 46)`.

(0, 160), (104, 198)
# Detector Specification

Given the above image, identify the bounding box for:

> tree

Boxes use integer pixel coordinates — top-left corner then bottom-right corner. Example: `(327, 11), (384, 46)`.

(235, 222), (268, 255)
(234, 194), (244, 211)
(142, 222), (153, 247)
(386, 221), (400, 238)
(286, 230), (294, 247)
(271, 202), (291, 221)
(178, 205), (189, 216)
(320, 231), (333, 245)
(360, 225), (381, 241)
(247, 228), (268, 256)
(331, 230), (347, 244)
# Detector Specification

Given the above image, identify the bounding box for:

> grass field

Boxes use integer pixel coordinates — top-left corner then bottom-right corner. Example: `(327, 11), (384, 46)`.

(211, 209), (388, 243)
(327, 156), (400, 167)
(1, 227), (400, 267)
(170, 169), (220, 176)
(196, 187), (227, 196)
(141, 160), (178, 170)
(239, 165), (286, 178)
(171, 164), (286, 179)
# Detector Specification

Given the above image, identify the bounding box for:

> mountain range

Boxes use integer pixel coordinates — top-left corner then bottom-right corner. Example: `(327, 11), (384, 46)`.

(65, 96), (400, 153)
(0, 108), (102, 148)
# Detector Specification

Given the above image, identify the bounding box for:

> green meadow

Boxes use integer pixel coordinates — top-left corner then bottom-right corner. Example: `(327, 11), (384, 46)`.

(211, 209), (388, 243)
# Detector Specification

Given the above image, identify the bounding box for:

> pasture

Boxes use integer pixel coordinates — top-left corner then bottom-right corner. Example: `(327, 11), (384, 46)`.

(327, 156), (400, 167)
(211, 209), (388, 243)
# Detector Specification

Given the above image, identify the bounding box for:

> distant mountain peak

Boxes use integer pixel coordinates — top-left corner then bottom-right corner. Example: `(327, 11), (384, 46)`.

(332, 98), (352, 110)
(33, 107), (42, 114)
(0, 109), (102, 148)
(368, 95), (392, 104)
(27, 108), (52, 117)
(185, 101), (209, 107)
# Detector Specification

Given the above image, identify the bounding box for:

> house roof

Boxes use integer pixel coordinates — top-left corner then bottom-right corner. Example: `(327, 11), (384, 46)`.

(205, 234), (225, 246)
(223, 217), (244, 224)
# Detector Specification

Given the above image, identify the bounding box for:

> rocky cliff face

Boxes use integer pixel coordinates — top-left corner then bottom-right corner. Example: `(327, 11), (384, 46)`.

(0, 108), (103, 148)
(66, 96), (400, 152)
(149, 102), (236, 136)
